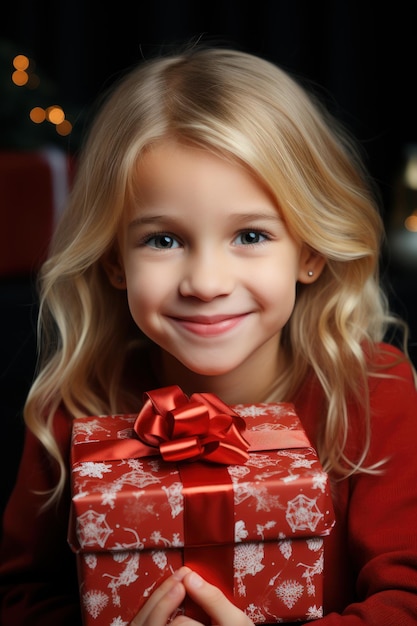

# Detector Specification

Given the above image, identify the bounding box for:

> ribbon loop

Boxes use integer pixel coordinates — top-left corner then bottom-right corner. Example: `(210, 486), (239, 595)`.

(133, 386), (250, 464)
(169, 401), (210, 438)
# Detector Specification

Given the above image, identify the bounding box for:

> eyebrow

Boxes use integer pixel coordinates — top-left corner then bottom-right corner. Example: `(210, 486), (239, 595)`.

(127, 215), (169, 230)
(127, 211), (283, 230)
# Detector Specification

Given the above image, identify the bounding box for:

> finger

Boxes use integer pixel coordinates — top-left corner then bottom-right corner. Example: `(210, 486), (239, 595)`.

(130, 567), (190, 626)
(182, 571), (254, 626)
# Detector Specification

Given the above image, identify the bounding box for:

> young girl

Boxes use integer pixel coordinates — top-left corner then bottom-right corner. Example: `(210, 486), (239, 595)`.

(1, 45), (416, 626)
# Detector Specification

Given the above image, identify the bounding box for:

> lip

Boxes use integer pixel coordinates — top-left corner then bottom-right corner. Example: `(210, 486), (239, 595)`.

(168, 313), (249, 337)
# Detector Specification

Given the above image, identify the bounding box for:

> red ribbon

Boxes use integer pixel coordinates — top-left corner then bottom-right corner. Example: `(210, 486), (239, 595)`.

(134, 386), (250, 464)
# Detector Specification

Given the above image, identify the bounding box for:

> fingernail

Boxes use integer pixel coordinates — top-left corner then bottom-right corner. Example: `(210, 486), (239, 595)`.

(188, 571), (203, 589)
(173, 566), (190, 581)
(173, 569), (185, 580)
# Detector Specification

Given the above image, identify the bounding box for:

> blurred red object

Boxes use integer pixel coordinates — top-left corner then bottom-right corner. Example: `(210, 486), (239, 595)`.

(0, 149), (72, 276)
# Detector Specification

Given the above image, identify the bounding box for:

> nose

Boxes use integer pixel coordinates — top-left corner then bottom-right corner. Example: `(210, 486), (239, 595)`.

(179, 248), (234, 301)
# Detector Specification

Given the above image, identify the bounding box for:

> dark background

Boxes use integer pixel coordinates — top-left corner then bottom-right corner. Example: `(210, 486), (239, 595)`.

(1, 1), (417, 515)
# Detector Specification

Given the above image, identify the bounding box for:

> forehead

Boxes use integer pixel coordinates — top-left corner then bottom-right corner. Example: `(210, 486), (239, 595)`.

(130, 139), (275, 205)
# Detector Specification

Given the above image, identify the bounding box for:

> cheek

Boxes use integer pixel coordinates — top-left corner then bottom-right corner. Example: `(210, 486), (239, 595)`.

(124, 267), (172, 322)
(251, 267), (299, 328)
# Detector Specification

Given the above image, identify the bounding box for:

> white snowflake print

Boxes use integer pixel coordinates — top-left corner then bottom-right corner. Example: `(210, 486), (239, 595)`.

(312, 471), (328, 493)
(162, 481), (184, 518)
(234, 404), (272, 418)
(77, 510), (112, 548)
(235, 519), (249, 542)
(275, 579), (304, 609)
(121, 492), (161, 526)
(73, 418), (111, 441)
(228, 465), (250, 481)
(281, 474), (301, 485)
(76, 459), (162, 510)
(306, 604), (323, 619)
(233, 480), (284, 512)
(84, 553), (97, 569)
(285, 494), (323, 532)
(117, 427), (137, 440)
(300, 552), (324, 588)
(245, 454), (283, 469)
(278, 535), (292, 560)
(172, 533), (182, 547)
(96, 481), (123, 510)
(290, 456), (316, 470)
(151, 550), (168, 570)
(83, 588), (109, 619)
(115, 459), (161, 489)
(149, 458), (160, 472)
(256, 521), (277, 540)
(234, 543), (265, 596)
(113, 551), (130, 563)
(149, 530), (183, 548)
(307, 537), (323, 552)
(103, 553), (140, 607)
(73, 461), (113, 479)
(110, 617), (129, 626)
(265, 403), (297, 418)
(235, 403), (297, 420)
(245, 603), (268, 622)
(113, 527), (143, 551)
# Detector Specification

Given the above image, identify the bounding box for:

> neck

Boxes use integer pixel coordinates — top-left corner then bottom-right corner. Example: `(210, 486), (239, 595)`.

(155, 345), (285, 405)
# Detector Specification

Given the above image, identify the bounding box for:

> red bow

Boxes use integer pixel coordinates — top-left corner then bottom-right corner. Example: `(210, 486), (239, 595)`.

(133, 385), (250, 464)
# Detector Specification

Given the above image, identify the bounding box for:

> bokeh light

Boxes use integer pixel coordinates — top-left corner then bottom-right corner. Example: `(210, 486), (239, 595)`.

(12, 69), (29, 86)
(46, 106), (65, 125)
(30, 107), (46, 123)
(405, 212), (417, 232)
(56, 120), (72, 136)
(10, 52), (74, 138)
(13, 54), (29, 71)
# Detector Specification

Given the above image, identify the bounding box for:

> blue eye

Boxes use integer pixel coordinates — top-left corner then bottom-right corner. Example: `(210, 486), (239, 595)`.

(144, 234), (180, 249)
(235, 231), (268, 245)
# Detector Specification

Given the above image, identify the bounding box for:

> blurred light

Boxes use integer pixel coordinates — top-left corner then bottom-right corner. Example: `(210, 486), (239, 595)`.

(30, 107), (46, 123)
(13, 54), (29, 71)
(10, 53), (73, 138)
(388, 143), (417, 267)
(404, 154), (417, 189)
(405, 213), (417, 232)
(56, 120), (72, 136)
(12, 69), (29, 86)
(46, 106), (65, 125)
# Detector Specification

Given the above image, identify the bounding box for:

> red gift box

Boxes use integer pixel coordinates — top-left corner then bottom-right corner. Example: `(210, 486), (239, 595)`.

(68, 388), (335, 624)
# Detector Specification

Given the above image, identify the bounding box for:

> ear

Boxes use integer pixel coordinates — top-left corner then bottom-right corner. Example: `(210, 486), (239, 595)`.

(297, 245), (326, 284)
(101, 247), (127, 290)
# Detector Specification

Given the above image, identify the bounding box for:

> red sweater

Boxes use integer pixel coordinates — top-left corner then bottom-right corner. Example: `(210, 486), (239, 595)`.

(1, 343), (417, 625)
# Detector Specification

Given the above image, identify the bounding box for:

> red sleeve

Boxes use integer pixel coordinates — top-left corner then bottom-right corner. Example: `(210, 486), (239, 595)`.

(0, 410), (82, 626)
(299, 345), (417, 625)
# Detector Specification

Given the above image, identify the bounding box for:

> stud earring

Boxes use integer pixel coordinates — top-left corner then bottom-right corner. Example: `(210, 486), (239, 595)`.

(307, 270), (314, 277)
(116, 275), (125, 284)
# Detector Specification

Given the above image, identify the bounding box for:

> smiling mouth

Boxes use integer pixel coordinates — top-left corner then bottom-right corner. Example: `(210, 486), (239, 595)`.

(169, 314), (248, 337)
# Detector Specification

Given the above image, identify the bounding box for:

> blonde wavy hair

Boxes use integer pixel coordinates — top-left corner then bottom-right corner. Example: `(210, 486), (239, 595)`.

(25, 46), (410, 504)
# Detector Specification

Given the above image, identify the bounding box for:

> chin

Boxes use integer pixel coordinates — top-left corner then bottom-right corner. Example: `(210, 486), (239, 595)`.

(179, 359), (237, 377)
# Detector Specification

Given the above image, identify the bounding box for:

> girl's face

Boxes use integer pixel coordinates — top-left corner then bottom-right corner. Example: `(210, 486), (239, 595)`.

(108, 140), (323, 397)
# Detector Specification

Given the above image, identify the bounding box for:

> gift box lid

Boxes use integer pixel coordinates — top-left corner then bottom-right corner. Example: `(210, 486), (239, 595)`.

(68, 400), (335, 555)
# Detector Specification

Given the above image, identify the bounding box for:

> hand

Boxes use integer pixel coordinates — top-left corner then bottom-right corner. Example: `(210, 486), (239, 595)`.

(130, 566), (255, 626)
